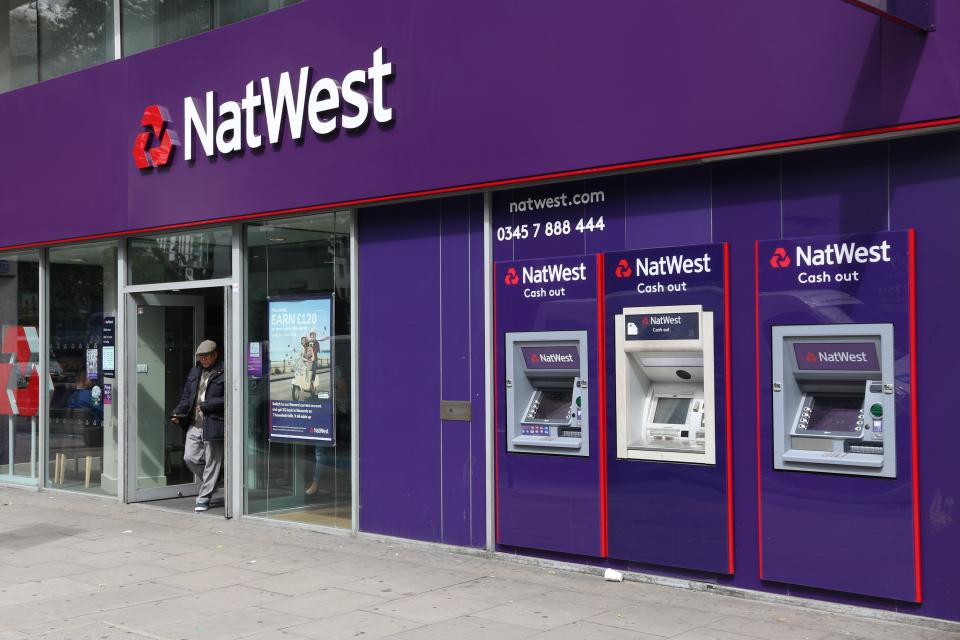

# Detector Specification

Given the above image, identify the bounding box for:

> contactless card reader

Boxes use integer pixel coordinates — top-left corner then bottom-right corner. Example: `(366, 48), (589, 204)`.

(506, 331), (589, 456)
(772, 324), (896, 478)
(615, 305), (716, 464)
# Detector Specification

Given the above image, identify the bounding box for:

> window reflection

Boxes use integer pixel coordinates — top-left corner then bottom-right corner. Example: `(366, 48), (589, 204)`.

(128, 227), (232, 285)
(47, 242), (118, 495)
(244, 211), (352, 528)
(0, 251), (41, 485)
(37, 0), (115, 81)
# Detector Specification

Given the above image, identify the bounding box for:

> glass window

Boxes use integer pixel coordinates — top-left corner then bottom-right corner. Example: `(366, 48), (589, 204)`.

(128, 226), (232, 285)
(37, 0), (115, 82)
(0, 3), (40, 92)
(0, 250), (40, 485)
(244, 211), (352, 529)
(46, 242), (118, 495)
(122, 0), (300, 56)
(121, 0), (211, 57)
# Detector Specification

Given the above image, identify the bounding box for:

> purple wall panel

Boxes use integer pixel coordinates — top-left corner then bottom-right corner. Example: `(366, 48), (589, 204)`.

(359, 195), (486, 548)
(623, 166), (712, 249)
(603, 245), (731, 574)
(495, 256), (602, 557)
(5, 2), (960, 247)
(889, 132), (960, 620)
(781, 144), (889, 237)
(358, 202), (442, 541)
(469, 198), (488, 547)
(711, 158), (785, 594)
(439, 197), (476, 547)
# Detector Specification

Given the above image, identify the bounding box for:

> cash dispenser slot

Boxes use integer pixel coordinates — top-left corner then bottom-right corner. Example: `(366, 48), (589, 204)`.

(506, 331), (589, 456)
(772, 325), (895, 478)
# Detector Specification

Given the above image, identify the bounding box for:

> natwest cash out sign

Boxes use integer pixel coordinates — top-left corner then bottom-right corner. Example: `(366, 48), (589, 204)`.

(502, 260), (588, 299)
(766, 235), (894, 285)
(133, 47), (394, 169)
(606, 244), (721, 297)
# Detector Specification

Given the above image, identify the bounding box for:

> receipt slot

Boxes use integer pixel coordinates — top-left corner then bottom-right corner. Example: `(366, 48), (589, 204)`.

(772, 324), (895, 478)
(505, 331), (589, 456)
(615, 305), (715, 464)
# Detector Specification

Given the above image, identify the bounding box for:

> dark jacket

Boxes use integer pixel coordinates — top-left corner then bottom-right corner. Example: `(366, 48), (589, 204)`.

(172, 361), (226, 440)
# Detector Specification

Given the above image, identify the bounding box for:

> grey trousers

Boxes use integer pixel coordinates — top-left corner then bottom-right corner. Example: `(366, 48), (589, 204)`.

(183, 426), (223, 501)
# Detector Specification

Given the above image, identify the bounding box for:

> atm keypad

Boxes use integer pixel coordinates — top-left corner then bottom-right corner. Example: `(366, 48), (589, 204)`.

(521, 424), (550, 436)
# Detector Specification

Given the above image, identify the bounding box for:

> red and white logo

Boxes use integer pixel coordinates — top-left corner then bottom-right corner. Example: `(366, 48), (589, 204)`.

(769, 247), (791, 268)
(614, 259), (633, 278)
(530, 353), (540, 363)
(133, 105), (179, 169)
(806, 351), (817, 362)
(504, 267), (520, 285)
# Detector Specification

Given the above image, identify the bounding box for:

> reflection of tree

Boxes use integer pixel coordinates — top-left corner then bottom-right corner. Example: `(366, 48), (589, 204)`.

(35, 1), (113, 81)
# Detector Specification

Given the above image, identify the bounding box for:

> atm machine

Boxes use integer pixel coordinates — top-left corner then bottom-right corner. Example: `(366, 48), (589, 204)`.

(772, 324), (895, 478)
(505, 331), (589, 456)
(614, 305), (715, 464)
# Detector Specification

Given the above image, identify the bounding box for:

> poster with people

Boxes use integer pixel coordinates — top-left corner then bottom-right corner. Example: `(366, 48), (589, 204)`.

(267, 296), (335, 445)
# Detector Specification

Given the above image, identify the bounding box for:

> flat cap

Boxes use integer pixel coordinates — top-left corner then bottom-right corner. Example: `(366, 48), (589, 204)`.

(196, 340), (218, 356)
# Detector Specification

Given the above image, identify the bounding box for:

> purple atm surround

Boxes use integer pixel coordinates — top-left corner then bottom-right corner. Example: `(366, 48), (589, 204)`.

(756, 230), (920, 602)
(603, 244), (733, 575)
(495, 255), (603, 557)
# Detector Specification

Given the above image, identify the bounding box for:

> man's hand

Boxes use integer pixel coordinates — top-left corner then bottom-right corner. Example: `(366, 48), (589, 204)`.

(170, 416), (180, 425)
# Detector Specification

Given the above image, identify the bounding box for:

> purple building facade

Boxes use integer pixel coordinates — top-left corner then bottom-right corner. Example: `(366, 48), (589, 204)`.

(0, 0), (958, 625)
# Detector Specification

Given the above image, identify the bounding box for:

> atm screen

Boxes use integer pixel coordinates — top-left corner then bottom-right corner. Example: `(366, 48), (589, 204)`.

(653, 397), (691, 425)
(807, 395), (862, 432)
(532, 390), (572, 420)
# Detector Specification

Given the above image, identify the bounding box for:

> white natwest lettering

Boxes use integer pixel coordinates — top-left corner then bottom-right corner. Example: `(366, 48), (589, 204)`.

(818, 350), (869, 363)
(184, 47), (394, 160)
(521, 262), (587, 284)
(635, 252), (711, 277)
(537, 353), (574, 363)
(647, 315), (682, 325)
(796, 241), (891, 267)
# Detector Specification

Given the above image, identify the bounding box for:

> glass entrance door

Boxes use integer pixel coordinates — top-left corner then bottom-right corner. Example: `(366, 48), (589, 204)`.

(127, 292), (204, 501)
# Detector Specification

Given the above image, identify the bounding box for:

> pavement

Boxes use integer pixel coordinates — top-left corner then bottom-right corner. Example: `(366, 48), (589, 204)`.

(0, 488), (957, 640)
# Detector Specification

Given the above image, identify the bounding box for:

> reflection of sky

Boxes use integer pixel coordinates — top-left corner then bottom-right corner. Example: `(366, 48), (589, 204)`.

(268, 298), (331, 364)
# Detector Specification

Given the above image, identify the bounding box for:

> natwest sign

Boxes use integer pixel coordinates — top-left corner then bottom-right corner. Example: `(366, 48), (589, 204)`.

(134, 47), (393, 168)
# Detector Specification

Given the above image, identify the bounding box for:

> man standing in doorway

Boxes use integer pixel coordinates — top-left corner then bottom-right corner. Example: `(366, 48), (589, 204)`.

(171, 340), (225, 512)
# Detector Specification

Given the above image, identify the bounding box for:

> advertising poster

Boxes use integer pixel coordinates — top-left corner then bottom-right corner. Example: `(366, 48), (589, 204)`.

(101, 316), (115, 378)
(267, 296), (335, 445)
(247, 342), (263, 379)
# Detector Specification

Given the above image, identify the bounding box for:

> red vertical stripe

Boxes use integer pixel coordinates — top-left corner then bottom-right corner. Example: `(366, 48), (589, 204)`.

(909, 229), (922, 602)
(724, 243), (735, 574)
(755, 240), (764, 578)
(493, 265), (500, 544)
(597, 253), (609, 557)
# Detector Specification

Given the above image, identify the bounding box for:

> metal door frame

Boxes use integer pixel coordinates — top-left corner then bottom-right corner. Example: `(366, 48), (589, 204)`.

(125, 291), (206, 502)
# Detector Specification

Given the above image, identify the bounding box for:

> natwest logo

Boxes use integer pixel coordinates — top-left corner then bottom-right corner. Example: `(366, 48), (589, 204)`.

(520, 262), (587, 284)
(814, 350), (869, 363)
(769, 247), (791, 268)
(614, 259), (632, 278)
(636, 251), (711, 276)
(796, 240), (891, 267)
(504, 267), (520, 285)
(536, 353), (574, 364)
(184, 48), (393, 161)
(131, 48), (394, 169)
(644, 314), (682, 326)
(770, 240), (892, 268)
(132, 105), (178, 169)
